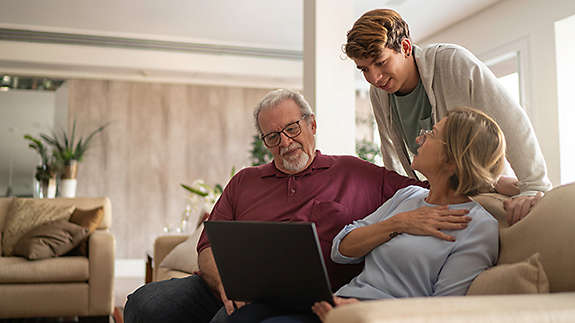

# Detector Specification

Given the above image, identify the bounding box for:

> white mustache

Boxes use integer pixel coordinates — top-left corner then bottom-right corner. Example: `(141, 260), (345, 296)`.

(280, 142), (303, 156)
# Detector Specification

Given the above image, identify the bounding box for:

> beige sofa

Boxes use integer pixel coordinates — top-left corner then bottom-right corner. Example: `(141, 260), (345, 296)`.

(0, 197), (115, 322)
(153, 183), (575, 322)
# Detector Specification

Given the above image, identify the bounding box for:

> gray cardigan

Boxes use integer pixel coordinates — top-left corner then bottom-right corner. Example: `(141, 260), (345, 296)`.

(370, 43), (551, 194)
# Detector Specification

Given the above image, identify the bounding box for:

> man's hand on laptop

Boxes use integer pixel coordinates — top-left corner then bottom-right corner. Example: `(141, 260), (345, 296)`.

(218, 283), (246, 315)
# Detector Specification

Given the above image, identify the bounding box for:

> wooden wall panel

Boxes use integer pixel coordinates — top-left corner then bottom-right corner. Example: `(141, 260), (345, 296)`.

(67, 80), (271, 258)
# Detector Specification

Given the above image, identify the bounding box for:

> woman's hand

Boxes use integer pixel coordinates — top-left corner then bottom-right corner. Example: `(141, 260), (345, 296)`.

(392, 205), (471, 242)
(338, 205), (471, 258)
(312, 296), (359, 322)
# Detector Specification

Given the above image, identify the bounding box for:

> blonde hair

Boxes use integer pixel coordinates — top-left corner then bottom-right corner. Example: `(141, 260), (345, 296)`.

(344, 9), (410, 60)
(443, 107), (506, 196)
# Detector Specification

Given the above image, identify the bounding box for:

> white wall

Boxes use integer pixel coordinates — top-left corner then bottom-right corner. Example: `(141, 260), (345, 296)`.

(421, 0), (575, 186)
(555, 14), (575, 184)
(53, 82), (68, 131)
(0, 90), (56, 196)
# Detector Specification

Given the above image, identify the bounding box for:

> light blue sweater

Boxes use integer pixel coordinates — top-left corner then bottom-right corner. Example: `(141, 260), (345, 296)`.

(332, 186), (498, 300)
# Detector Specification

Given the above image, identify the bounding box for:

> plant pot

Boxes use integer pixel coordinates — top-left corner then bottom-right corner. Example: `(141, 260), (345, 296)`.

(60, 178), (77, 198)
(35, 177), (57, 198)
(46, 177), (57, 198)
(62, 160), (78, 179)
(60, 161), (78, 198)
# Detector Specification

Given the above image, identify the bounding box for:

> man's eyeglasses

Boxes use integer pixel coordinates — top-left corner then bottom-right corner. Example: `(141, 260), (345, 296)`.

(261, 119), (304, 148)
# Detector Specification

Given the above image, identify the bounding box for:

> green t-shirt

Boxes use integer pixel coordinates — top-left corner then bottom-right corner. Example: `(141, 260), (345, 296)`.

(390, 80), (433, 155)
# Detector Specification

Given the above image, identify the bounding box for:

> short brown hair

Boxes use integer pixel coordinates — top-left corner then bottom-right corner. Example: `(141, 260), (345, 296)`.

(344, 9), (410, 60)
(443, 107), (506, 196)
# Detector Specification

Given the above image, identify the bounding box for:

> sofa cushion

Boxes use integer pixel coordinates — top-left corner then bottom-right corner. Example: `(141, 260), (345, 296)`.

(12, 219), (89, 260)
(2, 199), (75, 256)
(471, 193), (508, 228)
(497, 183), (575, 293)
(467, 253), (549, 295)
(66, 206), (104, 256)
(69, 206), (104, 232)
(159, 225), (203, 274)
(0, 256), (89, 283)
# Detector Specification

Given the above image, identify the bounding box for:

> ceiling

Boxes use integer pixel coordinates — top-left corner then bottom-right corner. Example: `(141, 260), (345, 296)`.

(0, 0), (503, 50)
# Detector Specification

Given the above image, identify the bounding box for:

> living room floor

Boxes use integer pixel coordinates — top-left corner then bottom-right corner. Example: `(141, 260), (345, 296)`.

(114, 275), (146, 323)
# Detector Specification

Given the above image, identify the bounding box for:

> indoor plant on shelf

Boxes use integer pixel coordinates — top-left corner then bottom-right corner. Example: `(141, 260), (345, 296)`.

(23, 134), (57, 198)
(40, 120), (108, 197)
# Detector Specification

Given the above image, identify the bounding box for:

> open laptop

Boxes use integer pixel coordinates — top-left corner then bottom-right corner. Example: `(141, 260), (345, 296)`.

(204, 221), (334, 311)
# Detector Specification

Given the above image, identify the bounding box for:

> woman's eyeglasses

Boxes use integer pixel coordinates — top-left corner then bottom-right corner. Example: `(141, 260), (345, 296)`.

(416, 128), (446, 146)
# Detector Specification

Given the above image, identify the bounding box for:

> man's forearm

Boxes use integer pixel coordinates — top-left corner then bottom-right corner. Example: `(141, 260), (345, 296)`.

(198, 247), (221, 292)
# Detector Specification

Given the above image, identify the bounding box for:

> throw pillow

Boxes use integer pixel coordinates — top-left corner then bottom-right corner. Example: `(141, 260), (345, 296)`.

(159, 225), (204, 274)
(69, 206), (104, 232)
(66, 206), (105, 257)
(11, 219), (90, 260)
(466, 253), (549, 295)
(2, 199), (75, 256)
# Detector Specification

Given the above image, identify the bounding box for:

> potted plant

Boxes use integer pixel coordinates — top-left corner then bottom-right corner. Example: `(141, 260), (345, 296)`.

(23, 134), (57, 198)
(40, 120), (108, 197)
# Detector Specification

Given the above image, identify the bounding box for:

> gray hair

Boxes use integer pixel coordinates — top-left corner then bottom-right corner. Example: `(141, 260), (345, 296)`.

(253, 89), (314, 134)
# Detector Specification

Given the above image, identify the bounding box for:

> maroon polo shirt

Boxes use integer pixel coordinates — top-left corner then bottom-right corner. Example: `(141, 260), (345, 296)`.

(197, 151), (426, 290)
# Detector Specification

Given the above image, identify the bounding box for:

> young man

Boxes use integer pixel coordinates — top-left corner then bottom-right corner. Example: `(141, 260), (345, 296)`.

(124, 89), (472, 323)
(344, 9), (550, 224)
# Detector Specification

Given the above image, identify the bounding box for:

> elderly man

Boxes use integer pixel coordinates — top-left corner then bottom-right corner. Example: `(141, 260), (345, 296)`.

(124, 89), (472, 323)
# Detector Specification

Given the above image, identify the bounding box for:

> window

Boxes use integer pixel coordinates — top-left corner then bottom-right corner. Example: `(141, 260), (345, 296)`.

(487, 53), (521, 105)
(555, 14), (575, 184)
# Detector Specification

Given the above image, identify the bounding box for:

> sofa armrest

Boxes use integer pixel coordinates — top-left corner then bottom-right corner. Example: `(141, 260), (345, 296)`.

(153, 235), (188, 272)
(88, 229), (115, 316)
(326, 293), (575, 323)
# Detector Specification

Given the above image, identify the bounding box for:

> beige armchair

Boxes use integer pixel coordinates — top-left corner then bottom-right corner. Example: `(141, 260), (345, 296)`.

(153, 234), (190, 282)
(0, 197), (115, 322)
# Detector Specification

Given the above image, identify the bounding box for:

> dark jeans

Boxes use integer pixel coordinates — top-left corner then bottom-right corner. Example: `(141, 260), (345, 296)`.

(228, 303), (320, 323)
(124, 275), (228, 323)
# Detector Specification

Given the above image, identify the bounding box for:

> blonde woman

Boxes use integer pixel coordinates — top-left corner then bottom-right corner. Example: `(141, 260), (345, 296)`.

(229, 107), (505, 323)
(311, 107), (505, 321)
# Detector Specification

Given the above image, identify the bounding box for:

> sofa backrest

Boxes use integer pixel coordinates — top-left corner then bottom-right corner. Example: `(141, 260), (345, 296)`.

(474, 183), (575, 293)
(0, 197), (112, 234)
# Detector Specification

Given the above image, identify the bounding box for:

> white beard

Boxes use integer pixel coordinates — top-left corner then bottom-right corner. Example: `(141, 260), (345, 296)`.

(280, 142), (310, 173)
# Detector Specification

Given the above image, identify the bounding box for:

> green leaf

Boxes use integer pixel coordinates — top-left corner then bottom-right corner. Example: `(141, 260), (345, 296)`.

(180, 183), (209, 197)
(70, 120), (77, 152)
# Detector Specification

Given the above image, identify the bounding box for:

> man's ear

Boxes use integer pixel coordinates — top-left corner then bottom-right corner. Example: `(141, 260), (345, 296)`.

(401, 38), (412, 57)
(309, 115), (317, 135)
